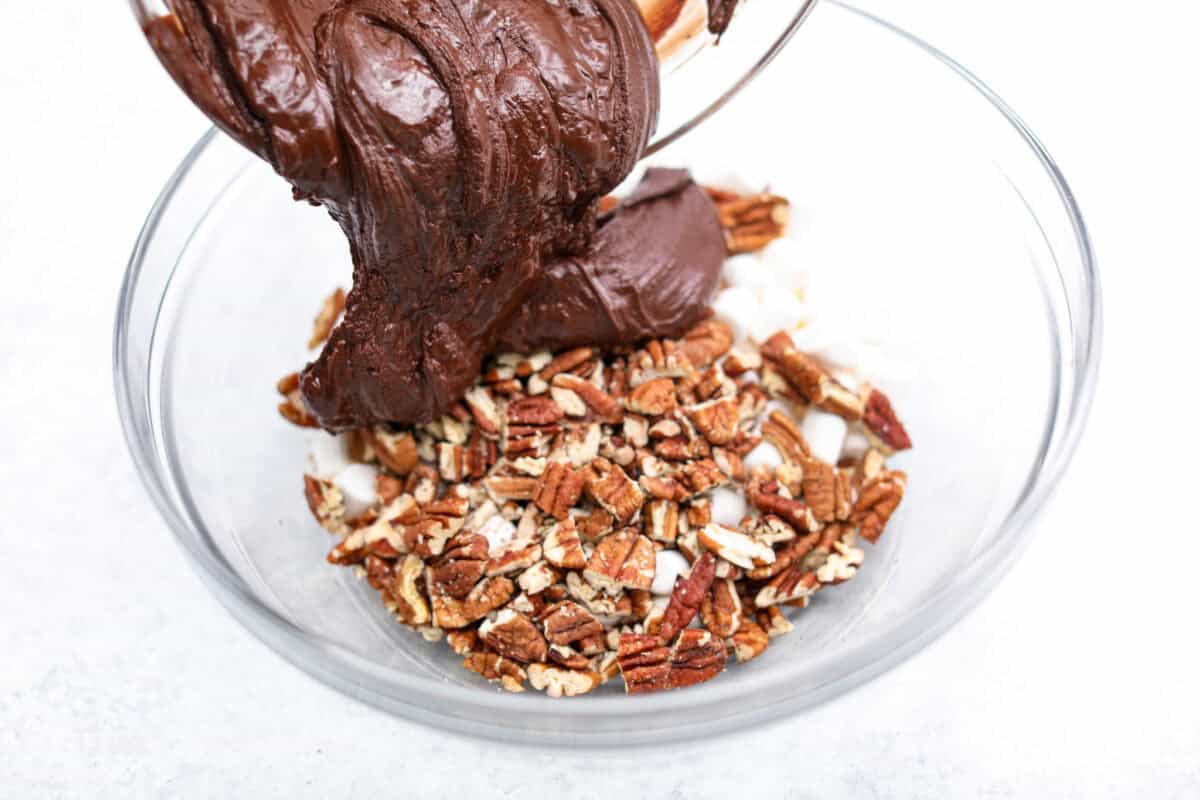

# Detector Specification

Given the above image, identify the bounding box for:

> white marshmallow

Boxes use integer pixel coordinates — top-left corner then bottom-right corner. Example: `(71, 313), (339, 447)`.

(841, 430), (872, 462)
(478, 514), (516, 554)
(712, 286), (757, 345)
(742, 442), (783, 472)
(710, 487), (748, 527)
(800, 410), (849, 466)
(651, 549), (692, 596)
(759, 237), (809, 292)
(746, 289), (806, 343)
(334, 463), (378, 518)
(306, 431), (352, 478)
(721, 253), (772, 291)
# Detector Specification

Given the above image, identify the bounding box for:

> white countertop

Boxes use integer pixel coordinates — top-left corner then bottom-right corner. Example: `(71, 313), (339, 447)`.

(2, 1), (1197, 796)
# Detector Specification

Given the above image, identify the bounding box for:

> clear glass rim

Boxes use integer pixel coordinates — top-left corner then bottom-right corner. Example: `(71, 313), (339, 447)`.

(115, 0), (1102, 745)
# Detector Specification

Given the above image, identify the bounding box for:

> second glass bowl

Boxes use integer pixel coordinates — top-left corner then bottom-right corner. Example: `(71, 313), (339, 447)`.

(116, 1), (1099, 745)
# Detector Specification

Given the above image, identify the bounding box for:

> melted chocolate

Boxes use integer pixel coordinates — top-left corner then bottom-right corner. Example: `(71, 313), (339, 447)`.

(707, 0), (740, 35)
(146, 1), (725, 430)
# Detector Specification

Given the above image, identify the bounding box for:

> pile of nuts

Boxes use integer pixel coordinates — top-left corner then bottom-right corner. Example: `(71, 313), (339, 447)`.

(284, 308), (911, 697)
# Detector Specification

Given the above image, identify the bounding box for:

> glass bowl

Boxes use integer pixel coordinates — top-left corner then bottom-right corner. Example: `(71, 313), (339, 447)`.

(116, 0), (1100, 745)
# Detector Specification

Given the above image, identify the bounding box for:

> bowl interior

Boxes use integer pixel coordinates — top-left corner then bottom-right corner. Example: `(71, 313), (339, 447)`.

(120, 1), (1096, 743)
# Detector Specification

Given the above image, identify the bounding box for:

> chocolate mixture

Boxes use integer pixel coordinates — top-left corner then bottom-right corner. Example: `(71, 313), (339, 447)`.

(146, 0), (727, 430)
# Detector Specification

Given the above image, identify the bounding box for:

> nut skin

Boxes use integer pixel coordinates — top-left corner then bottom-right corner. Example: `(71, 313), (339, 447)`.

(618, 628), (728, 695)
(583, 529), (657, 592)
(480, 610), (548, 664)
(541, 601), (605, 646)
(532, 460), (584, 520)
(862, 388), (913, 452)
(428, 532), (489, 599)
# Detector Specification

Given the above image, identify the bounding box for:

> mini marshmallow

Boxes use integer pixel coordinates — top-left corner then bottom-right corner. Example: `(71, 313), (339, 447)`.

(651, 549), (692, 596)
(759, 237), (809, 292)
(841, 430), (872, 462)
(722, 253), (772, 291)
(742, 441), (783, 472)
(478, 514), (516, 554)
(710, 487), (748, 527)
(800, 409), (849, 465)
(746, 289), (806, 343)
(307, 431), (352, 479)
(334, 463), (379, 518)
(712, 286), (758, 345)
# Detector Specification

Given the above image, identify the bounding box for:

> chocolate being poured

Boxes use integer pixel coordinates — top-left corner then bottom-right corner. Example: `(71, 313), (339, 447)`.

(146, 0), (726, 430)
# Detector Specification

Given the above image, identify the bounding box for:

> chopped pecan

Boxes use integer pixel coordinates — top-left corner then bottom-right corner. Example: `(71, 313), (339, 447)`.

(584, 529), (656, 592)
(516, 560), (560, 595)
(527, 663), (602, 698)
(679, 459), (728, 496)
(437, 442), (465, 482)
(619, 628), (727, 695)
(685, 499), (712, 529)
(747, 530), (820, 581)
(563, 423), (603, 468)
(543, 517), (587, 570)
(723, 347), (762, 377)
(552, 373), (622, 422)
(577, 507), (615, 541)
(639, 474), (685, 501)
(770, 344), (864, 420)
(303, 474), (347, 535)
(747, 480), (812, 533)
(428, 532), (489, 599)
(760, 410), (810, 463)
(731, 618), (770, 663)
(278, 375), (319, 428)
(801, 457), (839, 523)
(365, 427), (419, 475)
(817, 538), (865, 585)
(376, 473), (403, 505)
(710, 190), (790, 255)
(428, 576), (514, 629)
(628, 339), (693, 386)
(538, 347), (593, 383)
(862, 387), (913, 452)
(393, 555), (430, 626)
(852, 470), (907, 542)
(445, 629), (479, 656)
(757, 605), (793, 638)
(308, 287), (346, 349)
(532, 460), (584, 520)
(685, 396), (740, 445)
(479, 609), (548, 664)
(700, 578), (743, 638)
(712, 448), (746, 483)
(698, 523), (776, 570)
(462, 652), (526, 693)
(755, 565), (819, 608)
(643, 498), (680, 544)
(486, 539), (542, 577)
(485, 475), (538, 502)
(678, 319), (734, 368)
(549, 385), (587, 417)
(625, 377), (678, 416)
(541, 601), (604, 646)
(463, 386), (502, 436)
(583, 458), (645, 525)
(548, 643), (591, 670)
(657, 552), (716, 642)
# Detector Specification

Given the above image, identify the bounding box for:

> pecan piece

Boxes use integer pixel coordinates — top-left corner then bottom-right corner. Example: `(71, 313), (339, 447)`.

(679, 459), (728, 496)
(527, 663), (602, 698)
(532, 460), (584, 520)
(755, 565), (819, 608)
(516, 560), (560, 595)
(541, 601), (604, 646)
(303, 474), (346, 535)
(543, 517), (587, 570)
(657, 552), (716, 643)
(642, 498), (680, 544)
(427, 532), (488, 599)
(747, 481), (812, 533)
(393, 555), (430, 626)
(731, 618), (770, 663)
(583, 529), (657, 593)
(538, 347), (593, 383)
(852, 470), (907, 542)
(428, 576), (514, 629)
(862, 387), (913, 452)
(769, 343), (864, 420)
(697, 523), (776, 570)
(709, 190), (790, 255)
(463, 386), (501, 436)
(462, 652), (526, 693)
(625, 377), (677, 416)
(277, 373), (320, 428)
(619, 628), (727, 695)
(700, 578), (743, 638)
(479, 609), (548, 664)
(685, 395), (740, 445)
(308, 287), (346, 349)
(552, 373), (622, 422)
(760, 410), (810, 463)
(678, 319), (734, 368)
(801, 457), (839, 523)
(583, 458), (645, 525)
(484, 475), (538, 502)
(365, 427), (419, 476)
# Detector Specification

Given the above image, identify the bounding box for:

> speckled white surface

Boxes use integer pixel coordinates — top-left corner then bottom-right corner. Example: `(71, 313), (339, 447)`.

(2, 2), (1199, 796)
